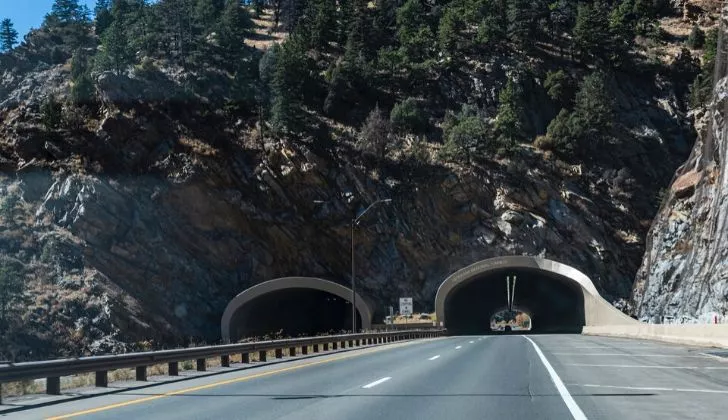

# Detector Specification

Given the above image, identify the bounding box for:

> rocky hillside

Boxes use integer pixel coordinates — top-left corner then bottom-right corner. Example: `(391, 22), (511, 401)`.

(0, 0), (713, 359)
(632, 4), (728, 323)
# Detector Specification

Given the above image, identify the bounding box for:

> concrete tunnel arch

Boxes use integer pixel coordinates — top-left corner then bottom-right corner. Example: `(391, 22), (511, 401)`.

(435, 256), (636, 333)
(221, 277), (374, 342)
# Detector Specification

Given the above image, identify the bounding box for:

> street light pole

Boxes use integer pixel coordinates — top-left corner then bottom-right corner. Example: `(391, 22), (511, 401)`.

(350, 198), (392, 333)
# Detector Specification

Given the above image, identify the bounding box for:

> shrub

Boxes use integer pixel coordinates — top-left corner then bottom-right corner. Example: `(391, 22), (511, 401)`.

(41, 95), (63, 130)
(390, 98), (428, 134)
(544, 70), (575, 106)
(687, 25), (705, 49)
(359, 105), (394, 158)
(442, 106), (492, 160)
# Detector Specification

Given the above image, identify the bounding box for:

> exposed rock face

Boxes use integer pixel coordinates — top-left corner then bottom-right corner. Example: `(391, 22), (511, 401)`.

(632, 11), (728, 323)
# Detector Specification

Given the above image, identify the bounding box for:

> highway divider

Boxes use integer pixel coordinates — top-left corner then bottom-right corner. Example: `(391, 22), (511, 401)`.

(0, 329), (444, 404)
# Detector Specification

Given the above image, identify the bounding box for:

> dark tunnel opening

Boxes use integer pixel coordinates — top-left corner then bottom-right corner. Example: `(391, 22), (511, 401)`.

(444, 268), (585, 335)
(229, 288), (362, 340)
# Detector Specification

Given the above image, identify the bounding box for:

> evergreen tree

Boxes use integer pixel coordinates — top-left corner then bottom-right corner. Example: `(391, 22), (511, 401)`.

(95, 0), (114, 35)
(397, 0), (435, 63)
(271, 37), (307, 132)
(573, 1), (610, 63)
(41, 95), (63, 130)
(0, 18), (18, 52)
(687, 24), (705, 49)
(507, 0), (537, 49)
(219, 0), (254, 61)
(50, 0), (87, 24)
(438, 6), (465, 56)
(569, 72), (613, 149)
(194, 0), (225, 29)
(71, 49), (95, 107)
(97, 19), (134, 75)
(544, 69), (574, 106)
(307, 0), (337, 50)
(494, 79), (524, 149)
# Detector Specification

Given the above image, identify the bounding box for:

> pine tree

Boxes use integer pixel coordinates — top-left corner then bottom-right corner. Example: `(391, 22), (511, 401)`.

(71, 49), (95, 106)
(494, 79), (524, 149)
(97, 19), (134, 75)
(438, 6), (464, 56)
(194, 0), (225, 29)
(544, 69), (574, 106)
(507, 0), (537, 49)
(50, 0), (86, 23)
(687, 24), (705, 49)
(573, 1), (610, 63)
(95, 0), (114, 35)
(219, 0), (253, 61)
(570, 72), (613, 146)
(0, 19), (18, 52)
(271, 37), (307, 132)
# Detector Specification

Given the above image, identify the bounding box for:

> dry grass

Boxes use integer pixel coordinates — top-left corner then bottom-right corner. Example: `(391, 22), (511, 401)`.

(179, 136), (219, 157)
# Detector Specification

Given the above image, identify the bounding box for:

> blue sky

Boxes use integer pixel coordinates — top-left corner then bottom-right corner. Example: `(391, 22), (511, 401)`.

(0, 1), (97, 40)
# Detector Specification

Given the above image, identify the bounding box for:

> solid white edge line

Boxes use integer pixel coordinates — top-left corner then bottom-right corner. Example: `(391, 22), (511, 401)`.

(455, 345), (462, 349)
(523, 336), (588, 420)
(552, 353), (709, 358)
(428, 355), (441, 360)
(362, 377), (392, 389)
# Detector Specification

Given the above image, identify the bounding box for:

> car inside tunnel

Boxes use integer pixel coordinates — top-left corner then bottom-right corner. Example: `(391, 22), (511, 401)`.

(444, 268), (585, 335)
(228, 288), (362, 340)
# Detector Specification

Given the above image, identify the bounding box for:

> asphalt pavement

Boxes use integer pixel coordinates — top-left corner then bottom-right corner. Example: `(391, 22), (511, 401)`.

(2, 334), (727, 419)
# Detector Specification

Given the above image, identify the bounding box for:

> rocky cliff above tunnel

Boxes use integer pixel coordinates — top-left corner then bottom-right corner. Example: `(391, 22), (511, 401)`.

(632, 8), (728, 323)
(0, 45), (694, 360)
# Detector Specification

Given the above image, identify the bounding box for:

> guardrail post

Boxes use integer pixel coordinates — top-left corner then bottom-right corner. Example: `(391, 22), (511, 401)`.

(289, 347), (296, 356)
(47, 376), (61, 395)
(323, 343), (329, 351)
(349, 340), (354, 347)
(196, 358), (206, 371)
(168, 362), (179, 376)
(356, 339), (360, 346)
(313, 344), (319, 353)
(95, 370), (108, 387)
(275, 348), (283, 359)
(221, 355), (230, 367)
(332, 342), (338, 350)
(242, 353), (250, 363)
(136, 366), (147, 381)
(259, 350), (267, 362)
(302, 345), (308, 355)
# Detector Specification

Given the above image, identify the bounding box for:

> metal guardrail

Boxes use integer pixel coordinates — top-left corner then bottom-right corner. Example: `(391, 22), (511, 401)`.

(0, 329), (444, 403)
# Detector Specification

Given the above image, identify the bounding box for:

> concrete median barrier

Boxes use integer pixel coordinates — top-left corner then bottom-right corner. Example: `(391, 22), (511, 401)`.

(583, 324), (728, 348)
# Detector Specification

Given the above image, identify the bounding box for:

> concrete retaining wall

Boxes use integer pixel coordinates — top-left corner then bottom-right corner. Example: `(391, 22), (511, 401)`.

(583, 324), (728, 348)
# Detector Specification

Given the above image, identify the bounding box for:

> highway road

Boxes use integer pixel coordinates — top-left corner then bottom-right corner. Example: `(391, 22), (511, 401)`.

(3, 334), (728, 419)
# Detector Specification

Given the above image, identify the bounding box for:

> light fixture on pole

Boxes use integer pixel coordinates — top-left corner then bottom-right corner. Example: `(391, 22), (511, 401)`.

(351, 198), (392, 333)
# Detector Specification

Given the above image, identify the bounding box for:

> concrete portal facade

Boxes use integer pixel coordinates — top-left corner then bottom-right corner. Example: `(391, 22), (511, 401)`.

(221, 277), (375, 342)
(434, 256), (636, 329)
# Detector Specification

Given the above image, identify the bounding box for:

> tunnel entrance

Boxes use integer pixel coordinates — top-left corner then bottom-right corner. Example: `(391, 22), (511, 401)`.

(229, 288), (362, 339)
(443, 268), (585, 335)
(221, 277), (374, 343)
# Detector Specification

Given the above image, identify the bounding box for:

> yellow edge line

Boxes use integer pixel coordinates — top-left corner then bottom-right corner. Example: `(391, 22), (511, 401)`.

(46, 340), (422, 419)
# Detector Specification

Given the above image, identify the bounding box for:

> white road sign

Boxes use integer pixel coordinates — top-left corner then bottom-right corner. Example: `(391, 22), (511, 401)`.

(399, 297), (413, 316)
